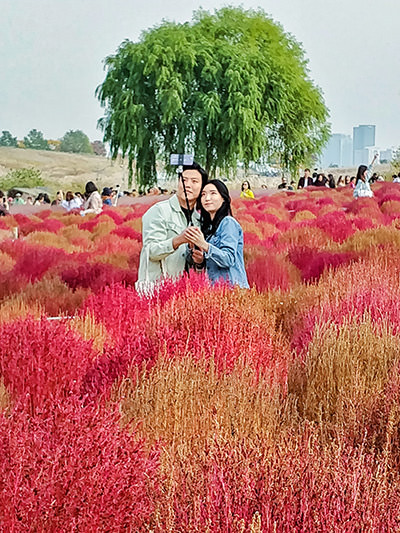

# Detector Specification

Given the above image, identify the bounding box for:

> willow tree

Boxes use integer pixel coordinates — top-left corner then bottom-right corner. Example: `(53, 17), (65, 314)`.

(97, 7), (330, 188)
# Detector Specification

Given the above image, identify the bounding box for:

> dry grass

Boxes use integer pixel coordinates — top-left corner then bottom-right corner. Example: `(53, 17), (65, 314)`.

(67, 313), (112, 354)
(114, 356), (291, 453)
(290, 316), (400, 433)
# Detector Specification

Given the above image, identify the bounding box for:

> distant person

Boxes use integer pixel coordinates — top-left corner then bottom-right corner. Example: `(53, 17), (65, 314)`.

(101, 187), (113, 206)
(187, 179), (249, 288)
(0, 191), (9, 215)
(353, 153), (379, 199)
(80, 181), (103, 216)
(369, 172), (378, 184)
(61, 191), (82, 211)
(43, 193), (51, 204)
(51, 190), (64, 206)
(34, 193), (45, 206)
(26, 196), (34, 205)
(261, 184), (268, 190)
(277, 177), (288, 190)
(393, 174), (400, 183)
(298, 168), (313, 189)
(288, 181), (296, 191)
(314, 173), (328, 187)
(337, 175), (345, 187)
(344, 175), (351, 186)
(327, 174), (336, 189)
(13, 192), (25, 205)
(240, 180), (255, 199)
(349, 177), (356, 189)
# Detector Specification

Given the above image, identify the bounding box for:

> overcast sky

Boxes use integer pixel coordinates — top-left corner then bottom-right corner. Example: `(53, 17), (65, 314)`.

(1, 0), (399, 148)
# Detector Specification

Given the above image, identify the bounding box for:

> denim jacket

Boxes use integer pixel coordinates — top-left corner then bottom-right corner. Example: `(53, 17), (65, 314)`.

(204, 216), (249, 288)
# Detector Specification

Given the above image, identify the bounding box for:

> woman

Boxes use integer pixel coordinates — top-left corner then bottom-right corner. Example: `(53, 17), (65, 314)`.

(353, 154), (378, 199)
(61, 191), (82, 211)
(240, 180), (255, 199)
(80, 181), (102, 216)
(314, 173), (328, 187)
(186, 179), (249, 288)
(336, 175), (345, 187)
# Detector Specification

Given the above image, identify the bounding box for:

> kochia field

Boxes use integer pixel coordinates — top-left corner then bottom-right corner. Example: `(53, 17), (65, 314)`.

(1, 184), (400, 531)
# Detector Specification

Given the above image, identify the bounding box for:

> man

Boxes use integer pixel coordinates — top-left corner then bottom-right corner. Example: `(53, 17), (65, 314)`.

(277, 177), (288, 190)
(137, 162), (208, 283)
(298, 168), (314, 189)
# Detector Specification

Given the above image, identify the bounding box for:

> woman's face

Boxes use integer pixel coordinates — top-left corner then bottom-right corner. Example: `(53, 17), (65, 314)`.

(242, 181), (249, 190)
(201, 184), (224, 216)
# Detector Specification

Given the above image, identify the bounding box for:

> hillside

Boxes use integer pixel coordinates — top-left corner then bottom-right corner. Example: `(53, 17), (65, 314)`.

(0, 147), (128, 193)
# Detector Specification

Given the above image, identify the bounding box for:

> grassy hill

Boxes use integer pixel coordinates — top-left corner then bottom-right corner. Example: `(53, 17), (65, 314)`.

(0, 147), (129, 194)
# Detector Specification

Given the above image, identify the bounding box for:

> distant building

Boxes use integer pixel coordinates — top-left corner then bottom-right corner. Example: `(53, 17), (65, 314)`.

(380, 148), (394, 163)
(353, 125), (376, 165)
(320, 134), (353, 168)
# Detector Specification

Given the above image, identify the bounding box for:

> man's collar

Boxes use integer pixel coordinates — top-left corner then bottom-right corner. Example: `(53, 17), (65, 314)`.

(169, 194), (200, 220)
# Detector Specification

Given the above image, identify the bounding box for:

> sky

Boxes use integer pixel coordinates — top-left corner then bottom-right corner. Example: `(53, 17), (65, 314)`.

(1, 0), (400, 149)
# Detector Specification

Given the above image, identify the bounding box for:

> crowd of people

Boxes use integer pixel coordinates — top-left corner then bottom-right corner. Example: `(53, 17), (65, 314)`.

(0, 182), (125, 216)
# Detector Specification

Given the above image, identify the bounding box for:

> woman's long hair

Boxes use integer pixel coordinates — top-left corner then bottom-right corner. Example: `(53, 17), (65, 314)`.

(200, 179), (232, 239)
(85, 181), (98, 197)
(241, 180), (251, 191)
(356, 165), (368, 184)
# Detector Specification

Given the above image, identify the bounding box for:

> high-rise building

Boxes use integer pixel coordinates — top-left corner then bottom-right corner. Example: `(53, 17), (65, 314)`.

(353, 125), (376, 165)
(320, 134), (353, 168)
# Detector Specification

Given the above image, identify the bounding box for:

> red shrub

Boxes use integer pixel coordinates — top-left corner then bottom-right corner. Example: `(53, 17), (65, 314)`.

(0, 318), (96, 411)
(288, 247), (359, 282)
(61, 262), (137, 292)
(0, 401), (159, 531)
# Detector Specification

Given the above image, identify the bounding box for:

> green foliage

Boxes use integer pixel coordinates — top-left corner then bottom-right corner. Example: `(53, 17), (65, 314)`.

(0, 130), (18, 147)
(97, 7), (330, 187)
(392, 147), (400, 174)
(23, 129), (49, 150)
(60, 130), (94, 154)
(0, 168), (45, 191)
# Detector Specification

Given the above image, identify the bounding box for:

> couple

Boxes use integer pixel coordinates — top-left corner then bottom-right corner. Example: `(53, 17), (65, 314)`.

(137, 162), (249, 289)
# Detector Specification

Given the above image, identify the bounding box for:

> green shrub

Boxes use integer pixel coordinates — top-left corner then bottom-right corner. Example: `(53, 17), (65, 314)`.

(0, 168), (45, 191)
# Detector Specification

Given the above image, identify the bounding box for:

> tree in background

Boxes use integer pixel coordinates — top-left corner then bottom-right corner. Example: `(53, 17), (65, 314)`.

(23, 129), (49, 150)
(97, 7), (330, 188)
(60, 130), (93, 154)
(392, 147), (400, 174)
(0, 131), (18, 148)
(91, 140), (107, 156)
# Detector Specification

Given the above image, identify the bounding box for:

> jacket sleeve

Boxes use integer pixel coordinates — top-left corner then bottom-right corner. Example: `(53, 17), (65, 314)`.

(142, 205), (176, 261)
(204, 218), (240, 268)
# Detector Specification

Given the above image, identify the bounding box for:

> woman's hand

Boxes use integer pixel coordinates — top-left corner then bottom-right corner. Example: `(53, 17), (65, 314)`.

(186, 227), (209, 252)
(191, 249), (205, 264)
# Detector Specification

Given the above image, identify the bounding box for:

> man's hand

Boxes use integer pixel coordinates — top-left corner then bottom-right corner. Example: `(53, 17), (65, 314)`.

(185, 226), (209, 252)
(172, 227), (195, 250)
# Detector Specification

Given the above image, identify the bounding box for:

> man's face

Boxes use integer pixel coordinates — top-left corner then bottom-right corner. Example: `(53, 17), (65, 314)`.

(304, 170), (310, 178)
(177, 169), (202, 205)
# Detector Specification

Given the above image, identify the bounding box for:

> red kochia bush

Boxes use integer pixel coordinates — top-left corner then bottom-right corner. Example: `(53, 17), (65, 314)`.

(289, 246), (359, 281)
(61, 262), (137, 292)
(0, 401), (159, 531)
(0, 318), (96, 412)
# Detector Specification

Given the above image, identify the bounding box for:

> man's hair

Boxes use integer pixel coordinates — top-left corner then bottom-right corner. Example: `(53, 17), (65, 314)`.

(180, 161), (208, 188)
(304, 168), (311, 173)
